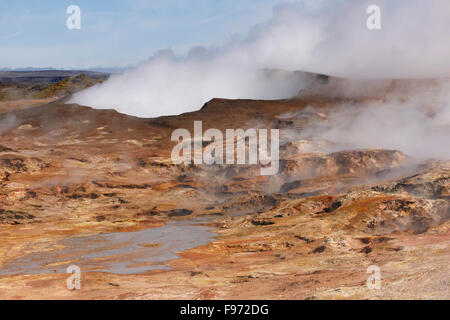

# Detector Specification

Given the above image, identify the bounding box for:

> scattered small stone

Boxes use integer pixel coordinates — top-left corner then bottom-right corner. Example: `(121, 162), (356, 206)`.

(280, 180), (302, 193)
(95, 215), (106, 222)
(137, 158), (147, 167)
(377, 237), (393, 243)
(295, 235), (315, 243)
(103, 193), (117, 197)
(167, 209), (193, 217)
(89, 193), (100, 199)
(312, 246), (326, 254)
(359, 237), (371, 244)
(361, 246), (372, 254)
(322, 200), (342, 213)
(251, 219), (275, 226)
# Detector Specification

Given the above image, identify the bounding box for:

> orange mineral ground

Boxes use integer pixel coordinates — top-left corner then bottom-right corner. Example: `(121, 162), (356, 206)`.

(0, 73), (448, 299)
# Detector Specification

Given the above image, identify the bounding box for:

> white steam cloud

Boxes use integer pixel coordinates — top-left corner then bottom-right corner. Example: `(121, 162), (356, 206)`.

(281, 78), (450, 159)
(71, 0), (450, 118)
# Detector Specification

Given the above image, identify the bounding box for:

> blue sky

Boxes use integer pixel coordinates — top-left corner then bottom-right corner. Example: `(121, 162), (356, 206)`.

(0, 0), (304, 69)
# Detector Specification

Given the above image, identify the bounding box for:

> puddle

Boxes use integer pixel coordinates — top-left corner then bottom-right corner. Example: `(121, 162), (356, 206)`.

(0, 218), (214, 275)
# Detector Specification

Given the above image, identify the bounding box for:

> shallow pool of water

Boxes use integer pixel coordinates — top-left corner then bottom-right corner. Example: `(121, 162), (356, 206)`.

(0, 218), (214, 275)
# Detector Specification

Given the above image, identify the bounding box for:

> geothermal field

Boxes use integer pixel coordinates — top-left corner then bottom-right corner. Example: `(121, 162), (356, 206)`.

(1, 0), (449, 303)
(0, 70), (448, 299)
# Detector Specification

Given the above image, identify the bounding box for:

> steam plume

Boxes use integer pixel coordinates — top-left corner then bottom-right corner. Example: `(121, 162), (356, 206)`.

(70, 0), (450, 118)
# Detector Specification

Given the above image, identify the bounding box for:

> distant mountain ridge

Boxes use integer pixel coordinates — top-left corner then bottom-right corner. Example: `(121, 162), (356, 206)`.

(0, 70), (109, 84)
(0, 67), (125, 74)
(0, 71), (109, 101)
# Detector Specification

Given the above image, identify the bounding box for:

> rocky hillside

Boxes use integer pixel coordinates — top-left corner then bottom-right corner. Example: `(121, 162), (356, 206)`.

(0, 73), (447, 299)
(0, 71), (108, 101)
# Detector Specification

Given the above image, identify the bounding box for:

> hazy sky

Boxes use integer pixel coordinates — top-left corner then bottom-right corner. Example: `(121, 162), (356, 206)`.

(0, 0), (325, 69)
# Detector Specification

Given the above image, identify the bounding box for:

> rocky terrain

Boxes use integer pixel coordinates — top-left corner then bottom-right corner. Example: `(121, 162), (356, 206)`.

(0, 72), (448, 299)
(0, 71), (108, 103)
